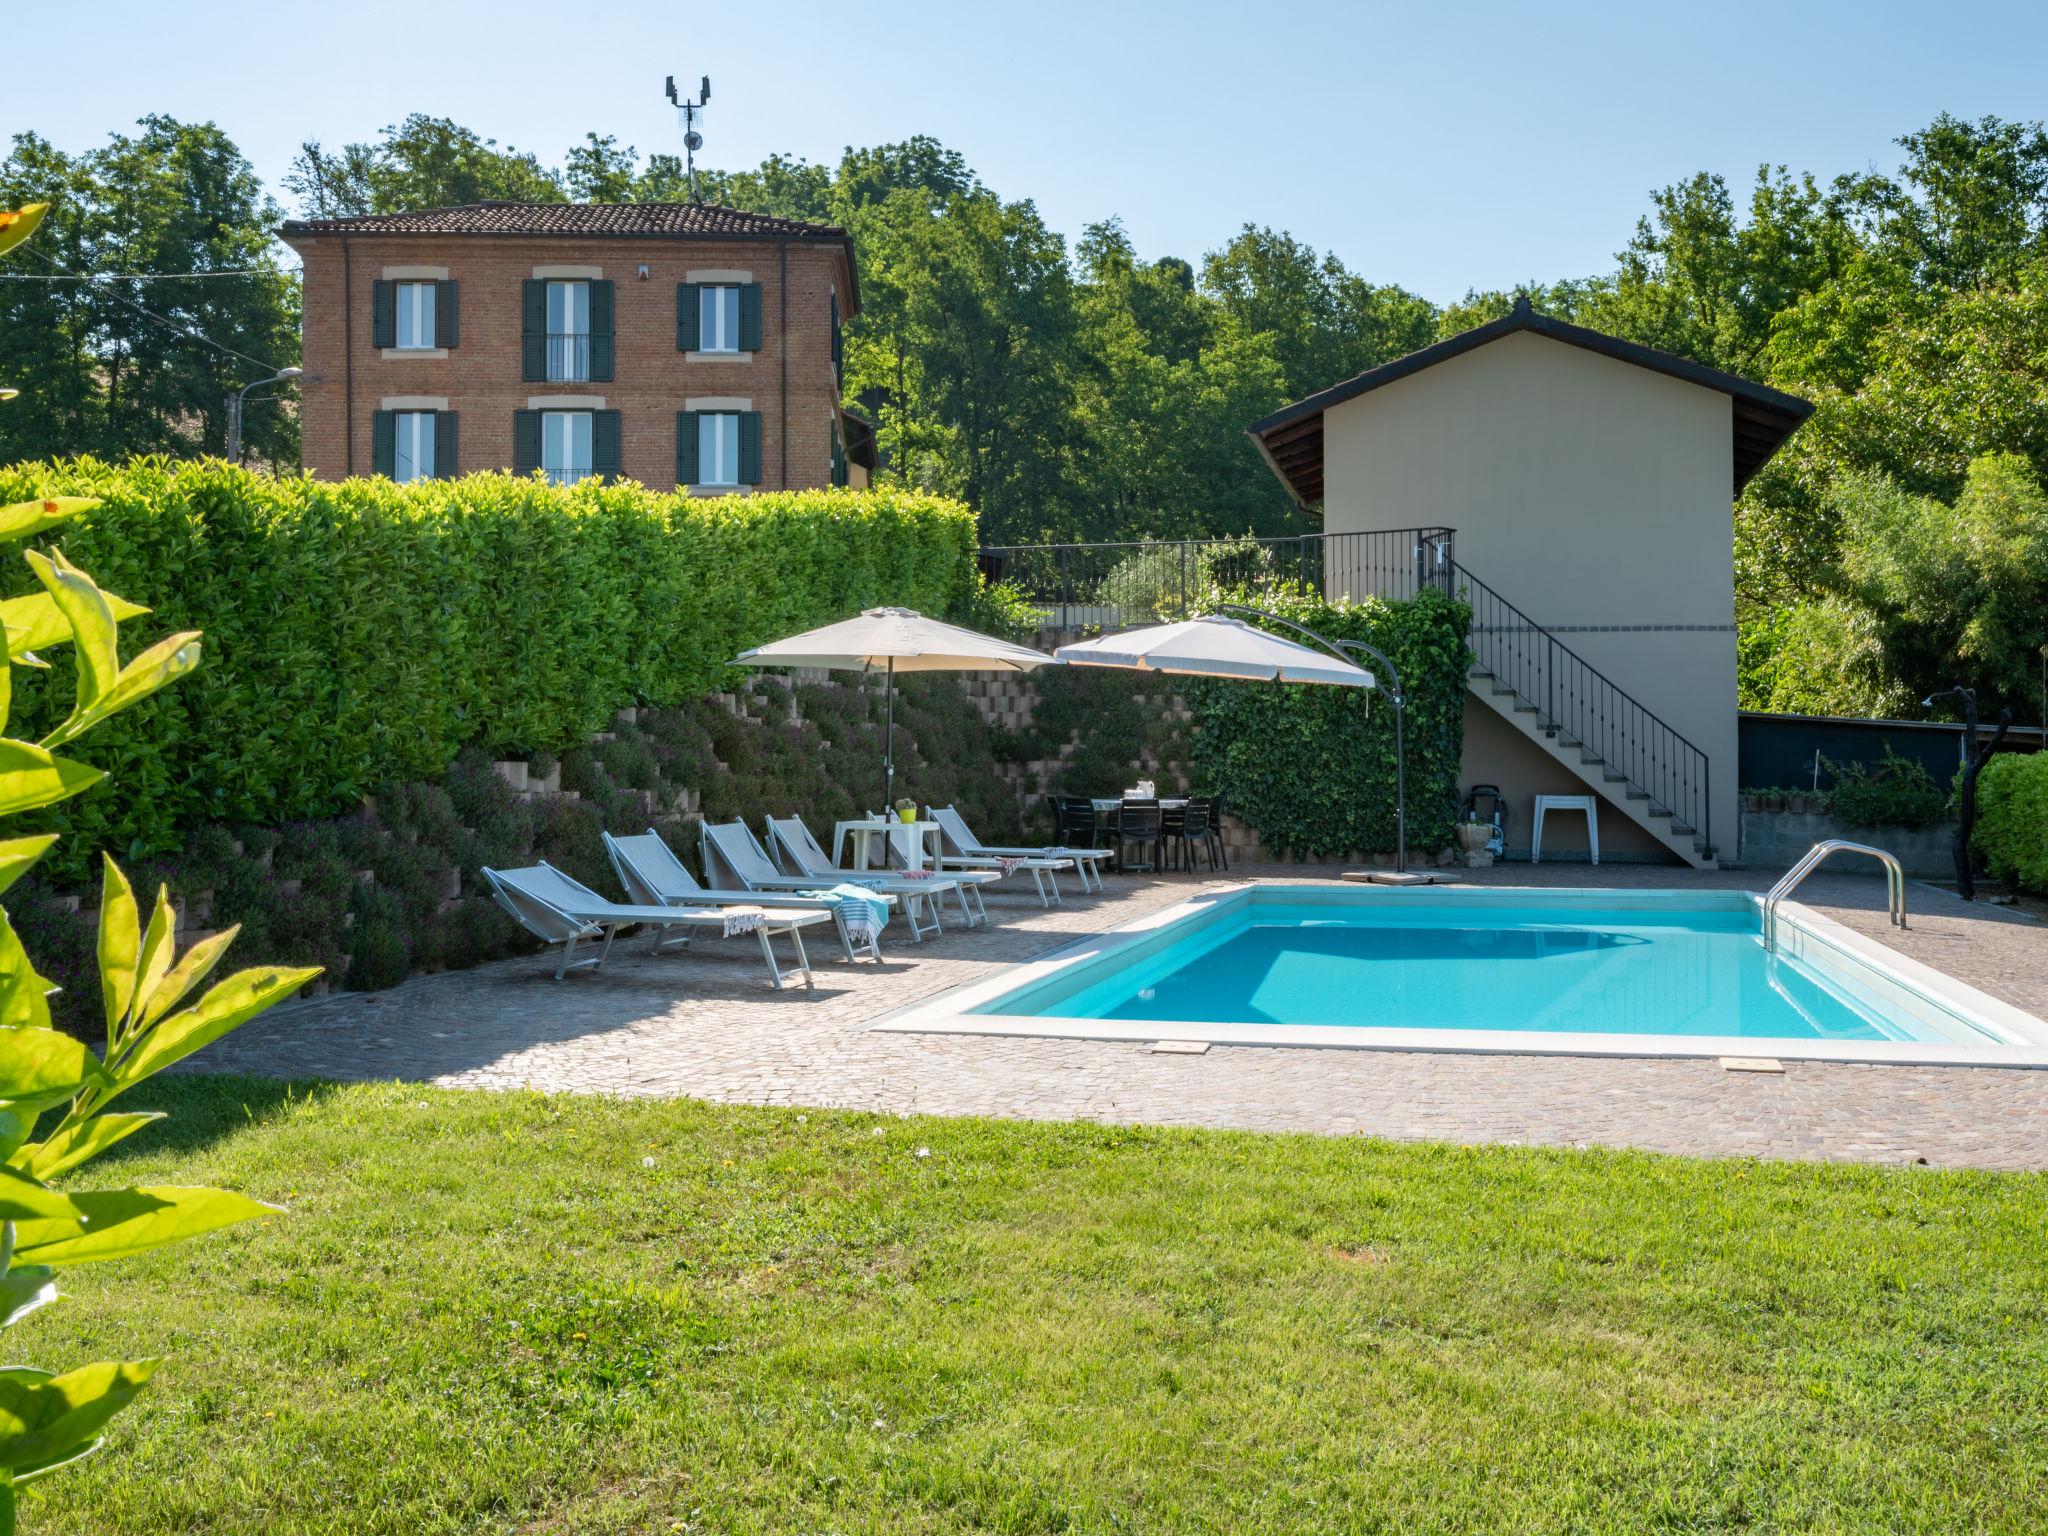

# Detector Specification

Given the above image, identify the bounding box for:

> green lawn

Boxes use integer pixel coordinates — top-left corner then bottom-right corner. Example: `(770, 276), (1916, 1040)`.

(24, 1076), (2048, 1534)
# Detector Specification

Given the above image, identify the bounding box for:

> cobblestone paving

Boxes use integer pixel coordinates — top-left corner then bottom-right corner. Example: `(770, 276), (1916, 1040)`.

(195, 861), (2048, 1169)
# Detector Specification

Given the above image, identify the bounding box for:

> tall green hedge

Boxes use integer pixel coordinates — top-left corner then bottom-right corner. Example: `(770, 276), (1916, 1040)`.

(1975, 751), (2048, 894)
(0, 458), (977, 874)
(1186, 587), (1472, 857)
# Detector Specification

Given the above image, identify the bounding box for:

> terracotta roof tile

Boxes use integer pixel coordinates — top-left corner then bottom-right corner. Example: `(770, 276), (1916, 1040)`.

(280, 201), (848, 241)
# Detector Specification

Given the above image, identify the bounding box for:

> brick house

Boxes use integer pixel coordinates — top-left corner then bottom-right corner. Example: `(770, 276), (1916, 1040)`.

(280, 202), (874, 493)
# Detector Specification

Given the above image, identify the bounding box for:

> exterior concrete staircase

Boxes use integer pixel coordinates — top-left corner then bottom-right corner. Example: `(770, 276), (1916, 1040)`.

(1451, 548), (1717, 869)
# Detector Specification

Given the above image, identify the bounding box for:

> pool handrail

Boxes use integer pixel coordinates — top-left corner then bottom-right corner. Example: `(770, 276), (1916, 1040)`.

(1763, 840), (1906, 952)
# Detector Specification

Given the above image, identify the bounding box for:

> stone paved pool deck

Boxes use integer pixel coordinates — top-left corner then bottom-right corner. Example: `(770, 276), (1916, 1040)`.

(196, 861), (2048, 1170)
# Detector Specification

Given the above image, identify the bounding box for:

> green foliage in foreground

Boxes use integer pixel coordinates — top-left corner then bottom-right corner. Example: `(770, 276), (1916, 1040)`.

(1976, 750), (2048, 893)
(25, 1078), (2048, 1534)
(1189, 586), (1472, 856)
(0, 470), (312, 1519)
(0, 461), (977, 879)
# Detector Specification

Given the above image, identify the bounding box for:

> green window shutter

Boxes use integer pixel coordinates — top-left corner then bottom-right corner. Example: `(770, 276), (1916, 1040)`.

(831, 420), (846, 487)
(437, 279), (459, 348)
(521, 280), (546, 381)
(434, 411), (459, 477)
(738, 411), (763, 486)
(371, 281), (396, 349)
(371, 410), (396, 476)
(675, 411), (700, 486)
(592, 409), (622, 482)
(513, 410), (541, 476)
(677, 283), (701, 350)
(589, 280), (615, 381)
(738, 283), (763, 353)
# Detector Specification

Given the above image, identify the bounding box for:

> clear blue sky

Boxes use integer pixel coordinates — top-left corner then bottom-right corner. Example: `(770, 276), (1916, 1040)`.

(12, 0), (2047, 303)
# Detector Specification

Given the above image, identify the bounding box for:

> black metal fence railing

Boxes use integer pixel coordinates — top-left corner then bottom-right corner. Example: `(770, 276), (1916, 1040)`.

(546, 332), (591, 383)
(979, 527), (1455, 629)
(982, 524), (1713, 859)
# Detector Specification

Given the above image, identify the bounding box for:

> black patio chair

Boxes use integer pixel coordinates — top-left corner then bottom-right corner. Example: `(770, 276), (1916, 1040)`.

(1189, 794), (1227, 870)
(1169, 799), (1216, 873)
(1051, 794), (1100, 852)
(1115, 798), (1163, 873)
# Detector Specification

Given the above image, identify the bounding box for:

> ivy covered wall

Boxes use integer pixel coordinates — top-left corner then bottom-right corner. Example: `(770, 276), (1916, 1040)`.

(1184, 588), (1473, 858)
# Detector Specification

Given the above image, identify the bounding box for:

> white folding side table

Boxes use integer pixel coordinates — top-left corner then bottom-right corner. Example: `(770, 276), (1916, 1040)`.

(1531, 794), (1599, 865)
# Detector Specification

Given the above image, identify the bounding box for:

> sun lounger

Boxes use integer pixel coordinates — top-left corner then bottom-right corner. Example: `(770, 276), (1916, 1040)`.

(764, 813), (996, 928)
(701, 818), (950, 943)
(928, 803), (1112, 894)
(481, 861), (827, 988)
(604, 827), (894, 962)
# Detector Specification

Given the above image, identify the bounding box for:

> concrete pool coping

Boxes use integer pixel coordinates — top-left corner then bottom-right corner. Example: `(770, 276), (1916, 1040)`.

(870, 881), (2048, 1068)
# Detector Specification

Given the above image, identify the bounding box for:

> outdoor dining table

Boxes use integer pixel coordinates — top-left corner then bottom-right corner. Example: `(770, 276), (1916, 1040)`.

(833, 817), (944, 873)
(1091, 796), (1189, 822)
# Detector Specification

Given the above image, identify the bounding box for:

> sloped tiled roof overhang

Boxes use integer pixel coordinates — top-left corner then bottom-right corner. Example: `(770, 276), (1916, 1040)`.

(281, 201), (860, 311)
(1246, 298), (1814, 507)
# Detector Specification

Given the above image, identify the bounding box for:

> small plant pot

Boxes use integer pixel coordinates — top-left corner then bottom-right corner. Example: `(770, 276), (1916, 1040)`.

(1455, 823), (1493, 854)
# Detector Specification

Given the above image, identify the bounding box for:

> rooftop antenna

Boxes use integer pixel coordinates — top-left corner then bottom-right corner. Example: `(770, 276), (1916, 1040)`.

(664, 74), (711, 203)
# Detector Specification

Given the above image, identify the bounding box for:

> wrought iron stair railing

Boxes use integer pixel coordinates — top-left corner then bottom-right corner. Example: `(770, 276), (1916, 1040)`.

(1439, 542), (1713, 859)
(982, 523), (1714, 860)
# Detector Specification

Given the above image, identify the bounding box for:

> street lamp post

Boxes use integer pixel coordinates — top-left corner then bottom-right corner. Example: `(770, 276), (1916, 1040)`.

(1216, 603), (1410, 876)
(224, 366), (303, 462)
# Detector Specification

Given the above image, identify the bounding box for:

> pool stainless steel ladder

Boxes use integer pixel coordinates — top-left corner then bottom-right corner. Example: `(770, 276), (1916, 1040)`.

(1762, 840), (1906, 952)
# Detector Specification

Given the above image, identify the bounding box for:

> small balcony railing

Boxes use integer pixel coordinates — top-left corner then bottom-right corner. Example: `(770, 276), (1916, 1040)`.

(546, 332), (590, 383)
(542, 464), (593, 487)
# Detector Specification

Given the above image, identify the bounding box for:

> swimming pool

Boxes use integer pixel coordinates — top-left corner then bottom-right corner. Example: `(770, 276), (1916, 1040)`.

(875, 885), (2048, 1065)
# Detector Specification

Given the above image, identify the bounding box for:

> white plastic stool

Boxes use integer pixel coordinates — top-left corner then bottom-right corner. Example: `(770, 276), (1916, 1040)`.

(1532, 794), (1599, 865)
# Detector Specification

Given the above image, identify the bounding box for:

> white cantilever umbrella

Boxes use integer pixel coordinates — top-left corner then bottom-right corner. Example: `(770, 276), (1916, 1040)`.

(1055, 615), (1374, 689)
(736, 607), (1057, 805)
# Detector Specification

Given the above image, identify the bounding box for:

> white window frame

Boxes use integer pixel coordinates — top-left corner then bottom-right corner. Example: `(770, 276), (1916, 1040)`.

(541, 410), (593, 486)
(699, 285), (742, 354)
(394, 282), (437, 350)
(393, 410), (436, 484)
(546, 280), (591, 382)
(698, 412), (741, 486)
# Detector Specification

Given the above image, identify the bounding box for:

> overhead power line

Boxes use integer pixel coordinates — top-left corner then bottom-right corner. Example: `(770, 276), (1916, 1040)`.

(15, 246), (287, 375)
(0, 268), (274, 281)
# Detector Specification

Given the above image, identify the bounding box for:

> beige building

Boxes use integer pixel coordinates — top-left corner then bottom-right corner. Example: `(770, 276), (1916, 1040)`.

(1250, 298), (1811, 868)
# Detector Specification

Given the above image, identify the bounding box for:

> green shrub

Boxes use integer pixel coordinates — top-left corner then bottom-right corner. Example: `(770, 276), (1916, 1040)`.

(1975, 752), (2048, 893)
(1186, 587), (1472, 857)
(952, 575), (1044, 643)
(1824, 747), (1951, 829)
(0, 460), (978, 878)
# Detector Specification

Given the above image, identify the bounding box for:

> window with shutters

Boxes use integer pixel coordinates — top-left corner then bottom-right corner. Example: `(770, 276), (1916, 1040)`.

(394, 282), (437, 349)
(697, 413), (742, 486)
(545, 280), (591, 381)
(392, 411), (437, 483)
(541, 410), (593, 485)
(698, 286), (742, 353)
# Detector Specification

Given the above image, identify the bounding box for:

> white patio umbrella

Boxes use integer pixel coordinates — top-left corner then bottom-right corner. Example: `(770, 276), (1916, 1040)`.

(1055, 615), (1374, 689)
(736, 607), (1056, 805)
(1056, 611), (1425, 879)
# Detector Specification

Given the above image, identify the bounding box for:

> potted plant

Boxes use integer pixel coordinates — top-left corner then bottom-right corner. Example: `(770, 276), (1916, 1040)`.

(893, 797), (918, 824)
(1456, 820), (1495, 867)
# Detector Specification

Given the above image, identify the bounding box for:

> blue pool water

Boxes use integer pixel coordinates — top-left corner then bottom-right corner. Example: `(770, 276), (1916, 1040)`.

(981, 896), (1959, 1042)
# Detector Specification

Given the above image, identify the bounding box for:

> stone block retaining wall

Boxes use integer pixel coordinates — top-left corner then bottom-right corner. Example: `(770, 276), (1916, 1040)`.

(1739, 809), (1959, 876)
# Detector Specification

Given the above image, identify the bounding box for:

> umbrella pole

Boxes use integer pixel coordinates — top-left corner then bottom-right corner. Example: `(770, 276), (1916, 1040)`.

(884, 657), (895, 810)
